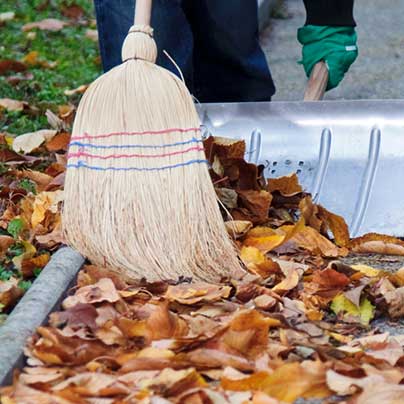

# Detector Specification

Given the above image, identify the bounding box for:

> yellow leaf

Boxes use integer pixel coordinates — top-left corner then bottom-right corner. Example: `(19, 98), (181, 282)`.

(272, 270), (300, 293)
(240, 246), (280, 278)
(351, 264), (381, 278)
(31, 190), (63, 228)
(12, 240), (36, 270)
(330, 294), (375, 325)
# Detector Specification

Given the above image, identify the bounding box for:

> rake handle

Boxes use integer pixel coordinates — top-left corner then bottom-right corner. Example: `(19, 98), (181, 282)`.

(304, 61), (329, 101)
(134, 0), (153, 26)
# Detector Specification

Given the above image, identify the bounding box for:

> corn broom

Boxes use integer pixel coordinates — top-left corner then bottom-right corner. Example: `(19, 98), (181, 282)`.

(62, 0), (244, 282)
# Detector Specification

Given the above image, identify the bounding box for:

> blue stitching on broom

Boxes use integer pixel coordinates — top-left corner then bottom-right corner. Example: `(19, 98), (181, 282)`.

(69, 137), (203, 149)
(67, 159), (208, 171)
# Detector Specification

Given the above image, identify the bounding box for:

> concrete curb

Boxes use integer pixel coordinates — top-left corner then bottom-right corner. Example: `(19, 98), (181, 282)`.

(0, 247), (84, 386)
(258, 0), (278, 31)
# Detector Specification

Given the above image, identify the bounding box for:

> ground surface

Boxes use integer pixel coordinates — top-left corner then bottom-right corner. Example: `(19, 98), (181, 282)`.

(0, 0), (99, 134)
(260, 0), (404, 100)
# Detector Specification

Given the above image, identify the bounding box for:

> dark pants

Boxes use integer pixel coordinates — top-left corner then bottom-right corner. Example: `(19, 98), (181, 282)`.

(94, 0), (275, 102)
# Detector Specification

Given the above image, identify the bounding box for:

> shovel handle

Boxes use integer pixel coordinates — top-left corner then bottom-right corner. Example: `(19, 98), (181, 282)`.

(304, 61), (329, 101)
(134, 0), (152, 26)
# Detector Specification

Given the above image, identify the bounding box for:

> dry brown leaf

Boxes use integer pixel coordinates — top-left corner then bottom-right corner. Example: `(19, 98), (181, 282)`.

(221, 361), (331, 403)
(225, 220), (253, 239)
(85, 29), (98, 41)
(19, 367), (66, 385)
(272, 269), (300, 293)
(291, 226), (341, 257)
(317, 205), (350, 247)
(203, 136), (246, 163)
(22, 18), (67, 32)
(235, 189), (272, 224)
(240, 246), (281, 278)
(350, 383), (404, 404)
(0, 278), (23, 310)
(61, 3), (85, 20)
(165, 283), (231, 305)
(310, 267), (350, 298)
(64, 84), (89, 96)
(268, 173), (303, 197)
(0, 59), (27, 75)
(0, 235), (14, 255)
(0, 98), (26, 111)
(62, 278), (121, 309)
(21, 253), (50, 278)
(139, 368), (207, 397)
(383, 287), (404, 319)
(35, 221), (65, 247)
(31, 190), (63, 228)
(33, 326), (116, 366)
(45, 132), (71, 152)
(12, 129), (57, 154)
(22, 51), (56, 69)
(350, 233), (404, 256)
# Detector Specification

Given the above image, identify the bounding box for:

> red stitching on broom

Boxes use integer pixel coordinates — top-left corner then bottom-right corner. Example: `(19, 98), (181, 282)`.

(71, 127), (200, 141)
(68, 146), (205, 160)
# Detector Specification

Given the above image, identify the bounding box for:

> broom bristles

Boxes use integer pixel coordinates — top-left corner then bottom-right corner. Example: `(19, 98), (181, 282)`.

(63, 25), (245, 282)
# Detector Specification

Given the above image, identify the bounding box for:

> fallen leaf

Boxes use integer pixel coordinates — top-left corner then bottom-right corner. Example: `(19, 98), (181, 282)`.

(22, 18), (67, 32)
(343, 285), (366, 308)
(350, 233), (404, 256)
(272, 269), (300, 293)
(165, 283), (231, 305)
(61, 3), (85, 20)
(235, 190), (272, 224)
(382, 287), (404, 319)
(64, 84), (88, 96)
(0, 11), (15, 22)
(0, 60), (27, 75)
(217, 188), (238, 209)
(225, 220), (253, 239)
(63, 278), (121, 308)
(31, 190), (63, 228)
(351, 382), (404, 404)
(331, 294), (375, 325)
(350, 264), (381, 278)
(21, 253), (50, 278)
(204, 136), (246, 163)
(45, 132), (70, 152)
(13, 129), (57, 154)
(240, 246), (281, 278)
(0, 98), (26, 111)
(85, 29), (98, 41)
(221, 361), (331, 403)
(0, 235), (14, 255)
(291, 226), (341, 257)
(268, 173), (303, 197)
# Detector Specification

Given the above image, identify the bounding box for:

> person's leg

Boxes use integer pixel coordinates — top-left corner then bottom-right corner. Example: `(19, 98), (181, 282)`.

(93, 0), (194, 88)
(182, 0), (275, 102)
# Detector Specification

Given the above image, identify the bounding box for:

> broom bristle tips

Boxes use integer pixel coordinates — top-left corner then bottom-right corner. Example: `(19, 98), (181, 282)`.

(121, 24), (157, 64)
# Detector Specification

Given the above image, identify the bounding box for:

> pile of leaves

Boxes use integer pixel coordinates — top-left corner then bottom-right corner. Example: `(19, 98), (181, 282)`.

(1, 137), (404, 403)
(0, 110), (72, 322)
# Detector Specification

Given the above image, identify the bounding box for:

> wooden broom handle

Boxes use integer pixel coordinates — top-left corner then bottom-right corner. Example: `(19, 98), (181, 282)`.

(304, 61), (329, 101)
(134, 0), (152, 26)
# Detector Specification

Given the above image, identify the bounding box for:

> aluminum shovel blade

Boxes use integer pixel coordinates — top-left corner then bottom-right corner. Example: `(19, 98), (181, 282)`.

(197, 100), (404, 237)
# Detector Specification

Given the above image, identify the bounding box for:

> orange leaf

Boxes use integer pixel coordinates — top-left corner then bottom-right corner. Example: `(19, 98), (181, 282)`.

(268, 173), (303, 196)
(350, 233), (404, 256)
(240, 246), (281, 278)
(221, 361), (331, 403)
(45, 132), (71, 152)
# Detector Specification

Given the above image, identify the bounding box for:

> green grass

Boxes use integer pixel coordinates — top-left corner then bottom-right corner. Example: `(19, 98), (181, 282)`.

(0, 0), (101, 134)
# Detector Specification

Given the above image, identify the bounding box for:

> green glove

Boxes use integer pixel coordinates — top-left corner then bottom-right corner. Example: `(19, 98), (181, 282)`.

(297, 25), (358, 91)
